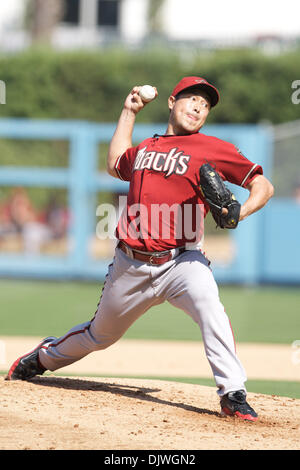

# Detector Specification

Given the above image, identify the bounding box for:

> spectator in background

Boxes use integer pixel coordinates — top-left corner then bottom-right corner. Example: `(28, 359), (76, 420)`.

(5, 187), (51, 254)
(8, 187), (36, 232)
(0, 201), (16, 239)
(293, 180), (300, 204)
(45, 194), (69, 240)
(0, 188), (69, 254)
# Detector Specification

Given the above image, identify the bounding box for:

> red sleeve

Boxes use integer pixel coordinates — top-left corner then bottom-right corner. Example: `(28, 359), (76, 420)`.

(214, 143), (263, 188)
(114, 146), (137, 182)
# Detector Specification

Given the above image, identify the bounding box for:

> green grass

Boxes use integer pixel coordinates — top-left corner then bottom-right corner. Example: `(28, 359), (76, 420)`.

(0, 280), (102, 337)
(125, 286), (300, 343)
(0, 279), (299, 343)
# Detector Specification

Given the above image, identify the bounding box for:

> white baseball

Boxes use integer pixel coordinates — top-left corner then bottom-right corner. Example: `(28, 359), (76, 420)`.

(139, 85), (156, 103)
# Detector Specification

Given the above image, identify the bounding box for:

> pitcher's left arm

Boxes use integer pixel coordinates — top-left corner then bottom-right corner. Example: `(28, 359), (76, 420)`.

(239, 175), (274, 221)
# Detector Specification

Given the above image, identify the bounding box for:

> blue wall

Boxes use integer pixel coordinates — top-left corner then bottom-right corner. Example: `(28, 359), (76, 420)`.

(0, 118), (296, 284)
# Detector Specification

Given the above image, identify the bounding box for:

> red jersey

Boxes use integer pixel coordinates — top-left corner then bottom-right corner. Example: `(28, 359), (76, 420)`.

(114, 132), (262, 252)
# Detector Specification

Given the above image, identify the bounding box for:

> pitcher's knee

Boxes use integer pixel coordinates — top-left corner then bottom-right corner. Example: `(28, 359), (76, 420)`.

(89, 328), (122, 351)
(93, 338), (119, 351)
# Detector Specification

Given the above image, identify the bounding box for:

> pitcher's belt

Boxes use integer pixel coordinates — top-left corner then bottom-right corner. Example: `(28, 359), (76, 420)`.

(118, 241), (185, 265)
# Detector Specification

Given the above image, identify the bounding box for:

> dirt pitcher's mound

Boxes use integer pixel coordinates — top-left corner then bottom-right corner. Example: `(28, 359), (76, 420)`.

(1, 376), (300, 450)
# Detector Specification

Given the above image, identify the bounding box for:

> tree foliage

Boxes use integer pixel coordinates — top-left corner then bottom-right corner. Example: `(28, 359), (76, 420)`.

(0, 47), (299, 124)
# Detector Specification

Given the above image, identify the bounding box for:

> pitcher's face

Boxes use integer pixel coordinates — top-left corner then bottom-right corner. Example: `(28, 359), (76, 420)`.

(167, 89), (211, 135)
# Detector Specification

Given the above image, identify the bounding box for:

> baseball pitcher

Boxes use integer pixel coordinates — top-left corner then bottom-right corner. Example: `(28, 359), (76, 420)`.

(7, 76), (274, 421)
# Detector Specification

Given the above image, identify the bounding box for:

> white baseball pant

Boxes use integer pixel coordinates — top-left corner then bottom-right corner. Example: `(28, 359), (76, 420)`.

(39, 247), (247, 396)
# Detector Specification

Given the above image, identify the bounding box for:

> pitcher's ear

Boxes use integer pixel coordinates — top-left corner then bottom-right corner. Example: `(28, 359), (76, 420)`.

(168, 95), (176, 112)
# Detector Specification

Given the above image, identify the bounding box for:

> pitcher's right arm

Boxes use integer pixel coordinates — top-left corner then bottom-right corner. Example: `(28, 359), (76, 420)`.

(107, 86), (154, 178)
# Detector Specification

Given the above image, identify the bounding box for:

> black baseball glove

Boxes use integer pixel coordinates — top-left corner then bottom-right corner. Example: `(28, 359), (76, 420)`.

(199, 163), (241, 229)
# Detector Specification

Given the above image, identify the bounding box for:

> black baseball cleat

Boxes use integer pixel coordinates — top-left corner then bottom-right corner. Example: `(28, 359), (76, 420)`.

(220, 390), (258, 422)
(5, 336), (56, 381)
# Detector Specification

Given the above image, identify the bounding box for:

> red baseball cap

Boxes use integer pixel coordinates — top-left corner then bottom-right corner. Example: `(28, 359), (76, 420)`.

(171, 76), (220, 107)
